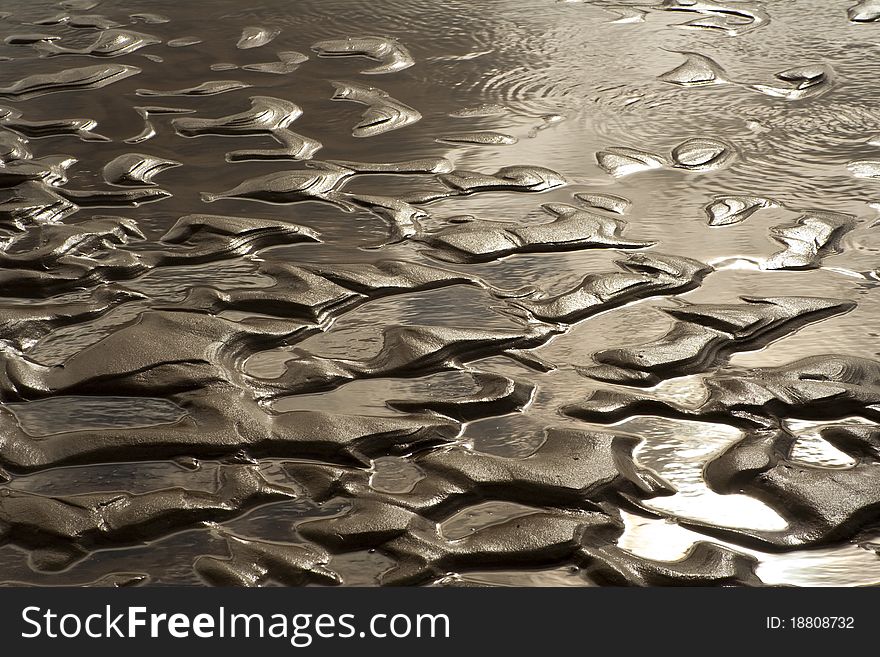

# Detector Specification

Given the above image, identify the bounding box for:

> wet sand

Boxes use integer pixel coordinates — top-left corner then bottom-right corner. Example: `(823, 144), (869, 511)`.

(0, 0), (877, 586)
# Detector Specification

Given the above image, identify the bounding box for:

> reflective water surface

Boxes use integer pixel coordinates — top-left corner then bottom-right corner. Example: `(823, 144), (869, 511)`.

(0, 0), (878, 586)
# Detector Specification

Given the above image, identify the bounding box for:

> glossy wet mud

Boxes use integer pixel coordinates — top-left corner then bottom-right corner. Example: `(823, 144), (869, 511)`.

(0, 0), (877, 587)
